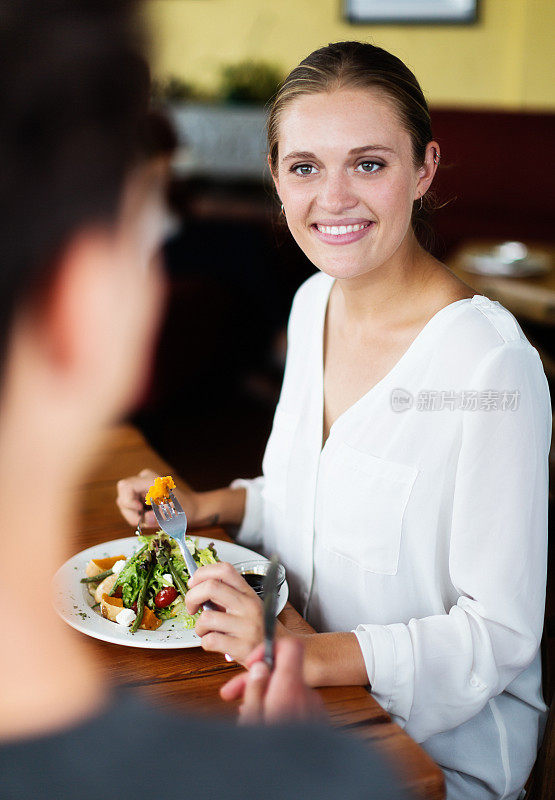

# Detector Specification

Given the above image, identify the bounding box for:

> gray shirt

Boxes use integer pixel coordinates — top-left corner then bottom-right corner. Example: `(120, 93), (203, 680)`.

(0, 689), (412, 799)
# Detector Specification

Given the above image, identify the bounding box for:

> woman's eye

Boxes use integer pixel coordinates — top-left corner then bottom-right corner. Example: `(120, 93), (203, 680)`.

(292, 164), (317, 176)
(356, 161), (382, 174)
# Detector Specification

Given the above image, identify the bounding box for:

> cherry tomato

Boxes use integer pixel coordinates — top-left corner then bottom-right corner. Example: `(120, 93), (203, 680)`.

(155, 586), (178, 608)
(131, 601), (138, 613)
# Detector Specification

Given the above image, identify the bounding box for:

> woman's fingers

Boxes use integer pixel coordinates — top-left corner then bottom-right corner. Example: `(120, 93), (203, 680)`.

(186, 563), (262, 615)
(142, 509), (156, 527)
(116, 469), (158, 526)
(199, 631), (252, 663)
(201, 630), (260, 664)
(194, 599), (263, 659)
(196, 606), (262, 647)
(185, 578), (253, 616)
(116, 484), (142, 525)
(195, 608), (243, 637)
(188, 561), (252, 594)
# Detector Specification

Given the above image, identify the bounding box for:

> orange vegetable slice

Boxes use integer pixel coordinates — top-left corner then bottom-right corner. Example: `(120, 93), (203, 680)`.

(140, 606), (163, 630)
(85, 554), (126, 579)
(100, 593), (124, 623)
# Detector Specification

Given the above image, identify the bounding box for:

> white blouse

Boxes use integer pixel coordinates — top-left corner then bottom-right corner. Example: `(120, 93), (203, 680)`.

(232, 272), (551, 800)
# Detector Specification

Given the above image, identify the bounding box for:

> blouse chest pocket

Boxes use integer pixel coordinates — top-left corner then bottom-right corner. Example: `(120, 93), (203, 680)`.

(320, 441), (418, 576)
(261, 406), (298, 512)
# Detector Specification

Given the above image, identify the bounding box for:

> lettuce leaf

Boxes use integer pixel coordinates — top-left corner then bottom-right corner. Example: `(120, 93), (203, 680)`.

(172, 602), (201, 629)
(121, 565), (140, 607)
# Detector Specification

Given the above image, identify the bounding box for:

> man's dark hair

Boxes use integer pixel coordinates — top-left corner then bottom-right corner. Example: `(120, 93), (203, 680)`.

(0, 0), (150, 367)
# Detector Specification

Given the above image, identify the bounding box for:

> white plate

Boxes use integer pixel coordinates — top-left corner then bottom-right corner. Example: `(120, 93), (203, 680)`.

(53, 536), (288, 649)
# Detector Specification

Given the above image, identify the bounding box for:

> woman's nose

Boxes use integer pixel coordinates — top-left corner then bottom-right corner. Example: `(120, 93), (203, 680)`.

(318, 172), (357, 213)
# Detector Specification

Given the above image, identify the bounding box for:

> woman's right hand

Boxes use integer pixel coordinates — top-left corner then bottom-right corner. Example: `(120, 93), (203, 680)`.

(116, 468), (200, 529)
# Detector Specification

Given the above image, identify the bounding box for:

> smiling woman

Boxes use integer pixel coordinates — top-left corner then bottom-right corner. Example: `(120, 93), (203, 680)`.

(118, 41), (551, 800)
(267, 42), (440, 283)
(272, 88), (436, 280)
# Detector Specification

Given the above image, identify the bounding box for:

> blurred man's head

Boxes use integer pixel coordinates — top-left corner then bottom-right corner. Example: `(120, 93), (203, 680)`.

(0, 0), (166, 444)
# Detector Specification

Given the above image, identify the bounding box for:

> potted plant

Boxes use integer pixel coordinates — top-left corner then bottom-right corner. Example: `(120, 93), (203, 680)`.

(156, 61), (283, 180)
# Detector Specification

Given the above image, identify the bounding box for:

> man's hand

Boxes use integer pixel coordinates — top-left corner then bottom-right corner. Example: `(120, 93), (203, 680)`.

(220, 637), (326, 725)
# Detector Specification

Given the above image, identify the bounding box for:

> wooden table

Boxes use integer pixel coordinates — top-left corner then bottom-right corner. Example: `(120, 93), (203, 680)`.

(70, 423), (445, 800)
(448, 240), (555, 326)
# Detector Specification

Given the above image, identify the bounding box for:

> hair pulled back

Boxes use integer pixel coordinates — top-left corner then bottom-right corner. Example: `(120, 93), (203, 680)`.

(268, 41), (433, 173)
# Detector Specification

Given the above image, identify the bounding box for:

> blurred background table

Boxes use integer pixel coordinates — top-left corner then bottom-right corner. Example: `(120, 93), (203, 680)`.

(447, 239), (555, 386)
(68, 423), (445, 800)
(447, 240), (555, 326)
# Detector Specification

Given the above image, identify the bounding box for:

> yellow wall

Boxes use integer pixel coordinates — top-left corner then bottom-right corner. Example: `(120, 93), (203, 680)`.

(146, 0), (554, 111)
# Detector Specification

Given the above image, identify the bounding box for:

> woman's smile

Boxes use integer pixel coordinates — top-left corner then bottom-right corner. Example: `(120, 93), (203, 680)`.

(311, 219), (374, 245)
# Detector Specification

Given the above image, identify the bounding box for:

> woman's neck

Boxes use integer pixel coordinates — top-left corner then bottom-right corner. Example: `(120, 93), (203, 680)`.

(332, 234), (442, 328)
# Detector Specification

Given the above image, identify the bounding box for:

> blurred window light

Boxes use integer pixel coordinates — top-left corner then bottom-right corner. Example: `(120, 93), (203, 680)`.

(169, 104), (268, 181)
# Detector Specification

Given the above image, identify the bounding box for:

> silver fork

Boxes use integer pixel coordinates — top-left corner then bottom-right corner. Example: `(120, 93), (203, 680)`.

(135, 504), (146, 538)
(150, 489), (216, 613)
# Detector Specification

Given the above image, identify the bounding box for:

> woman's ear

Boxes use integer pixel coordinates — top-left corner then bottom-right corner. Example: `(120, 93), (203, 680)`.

(415, 141), (440, 201)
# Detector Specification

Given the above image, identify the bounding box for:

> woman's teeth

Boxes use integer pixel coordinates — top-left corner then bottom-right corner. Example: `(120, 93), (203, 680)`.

(316, 222), (369, 235)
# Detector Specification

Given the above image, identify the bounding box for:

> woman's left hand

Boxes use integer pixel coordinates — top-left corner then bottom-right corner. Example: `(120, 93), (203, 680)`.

(185, 561), (265, 664)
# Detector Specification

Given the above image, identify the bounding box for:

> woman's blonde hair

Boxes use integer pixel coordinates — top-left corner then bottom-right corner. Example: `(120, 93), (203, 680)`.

(268, 41), (433, 170)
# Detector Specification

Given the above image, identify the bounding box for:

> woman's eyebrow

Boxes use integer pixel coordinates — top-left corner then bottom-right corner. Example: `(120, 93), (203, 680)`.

(281, 150), (317, 164)
(281, 144), (396, 164)
(349, 144), (396, 155)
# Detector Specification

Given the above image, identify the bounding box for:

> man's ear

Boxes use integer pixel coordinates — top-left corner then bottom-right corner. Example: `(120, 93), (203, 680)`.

(38, 227), (117, 380)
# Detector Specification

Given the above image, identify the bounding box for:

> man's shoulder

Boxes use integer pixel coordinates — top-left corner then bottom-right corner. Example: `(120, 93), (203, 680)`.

(0, 692), (409, 800)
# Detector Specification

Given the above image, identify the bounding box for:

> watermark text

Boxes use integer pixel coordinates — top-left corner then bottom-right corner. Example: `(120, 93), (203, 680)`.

(390, 388), (520, 413)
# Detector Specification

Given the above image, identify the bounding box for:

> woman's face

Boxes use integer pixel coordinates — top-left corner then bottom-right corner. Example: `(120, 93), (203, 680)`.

(273, 87), (436, 281)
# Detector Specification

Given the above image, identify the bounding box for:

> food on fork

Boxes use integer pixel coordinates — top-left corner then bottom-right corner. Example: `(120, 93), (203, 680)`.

(82, 531), (219, 633)
(145, 475), (176, 506)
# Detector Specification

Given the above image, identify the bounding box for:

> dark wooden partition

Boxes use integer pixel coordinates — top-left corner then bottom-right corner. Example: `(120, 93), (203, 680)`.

(428, 108), (555, 258)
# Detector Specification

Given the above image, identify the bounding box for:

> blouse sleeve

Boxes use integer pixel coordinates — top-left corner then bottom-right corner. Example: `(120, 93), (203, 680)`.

(353, 341), (551, 742)
(229, 476), (265, 549)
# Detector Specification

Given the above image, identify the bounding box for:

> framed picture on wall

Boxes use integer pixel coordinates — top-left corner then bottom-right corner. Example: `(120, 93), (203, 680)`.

(345, 0), (478, 24)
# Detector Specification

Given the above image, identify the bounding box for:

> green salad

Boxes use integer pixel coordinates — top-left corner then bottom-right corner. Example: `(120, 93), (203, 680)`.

(83, 532), (218, 633)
